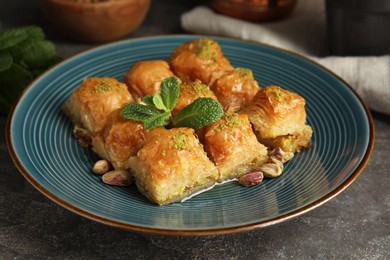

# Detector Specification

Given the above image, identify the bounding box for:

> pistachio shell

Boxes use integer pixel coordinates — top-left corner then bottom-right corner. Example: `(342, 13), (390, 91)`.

(259, 162), (284, 178)
(102, 170), (133, 186)
(238, 171), (264, 187)
(268, 147), (294, 163)
(92, 160), (111, 175)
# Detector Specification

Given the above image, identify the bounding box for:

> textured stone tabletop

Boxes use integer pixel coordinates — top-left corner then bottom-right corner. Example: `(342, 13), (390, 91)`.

(1, 0), (389, 259)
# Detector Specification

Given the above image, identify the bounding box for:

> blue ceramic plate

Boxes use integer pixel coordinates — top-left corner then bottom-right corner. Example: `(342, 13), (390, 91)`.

(7, 35), (374, 235)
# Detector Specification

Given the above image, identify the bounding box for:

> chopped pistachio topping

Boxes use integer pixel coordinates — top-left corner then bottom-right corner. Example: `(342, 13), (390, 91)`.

(192, 81), (210, 96)
(235, 68), (254, 80)
(266, 86), (284, 102)
(94, 80), (113, 92)
(116, 83), (127, 92)
(216, 113), (240, 131)
(195, 39), (216, 60)
(172, 132), (190, 151)
(223, 113), (240, 127)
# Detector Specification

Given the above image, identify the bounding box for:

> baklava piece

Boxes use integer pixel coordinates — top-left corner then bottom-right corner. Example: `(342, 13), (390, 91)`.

(92, 108), (151, 170)
(62, 77), (134, 145)
(210, 68), (260, 112)
(172, 80), (218, 117)
(123, 60), (176, 99)
(168, 38), (233, 85)
(127, 127), (219, 205)
(204, 113), (268, 181)
(243, 85), (312, 153)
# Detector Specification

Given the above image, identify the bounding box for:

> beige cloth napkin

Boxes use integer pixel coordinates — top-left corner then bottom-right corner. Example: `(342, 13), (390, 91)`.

(181, 1), (390, 115)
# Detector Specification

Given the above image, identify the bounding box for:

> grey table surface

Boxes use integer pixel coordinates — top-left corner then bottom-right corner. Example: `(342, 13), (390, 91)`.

(1, 1), (389, 259)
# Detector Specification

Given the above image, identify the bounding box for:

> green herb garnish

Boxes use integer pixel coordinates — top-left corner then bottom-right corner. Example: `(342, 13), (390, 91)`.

(0, 24), (62, 114)
(160, 77), (180, 111)
(120, 77), (224, 130)
(120, 104), (171, 130)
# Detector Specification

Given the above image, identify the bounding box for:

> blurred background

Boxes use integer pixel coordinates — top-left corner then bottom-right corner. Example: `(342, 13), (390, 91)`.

(0, 0), (207, 57)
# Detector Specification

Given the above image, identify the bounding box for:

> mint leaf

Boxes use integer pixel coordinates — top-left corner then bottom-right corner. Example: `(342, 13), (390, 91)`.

(173, 98), (223, 129)
(121, 103), (161, 121)
(152, 92), (168, 112)
(20, 26), (45, 41)
(161, 77), (179, 111)
(0, 26), (45, 55)
(143, 112), (171, 130)
(120, 103), (171, 130)
(0, 25), (62, 114)
(19, 40), (58, 69)
(8, 26), (45, 61)
(0, 63), (33, 114)
(142, 95), (155, 107)
(0, 51), (12, 71)
(0, 28), (27, 50)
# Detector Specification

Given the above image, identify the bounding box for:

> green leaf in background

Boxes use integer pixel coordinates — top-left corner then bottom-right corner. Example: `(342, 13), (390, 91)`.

(20, 26), (45, 41)
(0, 63), (33, 114)
(20, 40), (58, 69)
(8, 26), (45, 60)
(173, 98), (224, 129)
(161, 77), (180, 111)
(0, 28), (27, 50)
(0, 23), (62, 114)
(0, 51), (12, 71)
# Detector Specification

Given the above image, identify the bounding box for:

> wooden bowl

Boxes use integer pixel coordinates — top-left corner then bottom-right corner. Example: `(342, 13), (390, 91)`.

(210, 0), (297, 22)
(41, 0), (151, 43)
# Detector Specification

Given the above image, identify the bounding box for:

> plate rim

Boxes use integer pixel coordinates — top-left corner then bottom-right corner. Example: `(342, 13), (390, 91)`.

(6, 34), (375, 236)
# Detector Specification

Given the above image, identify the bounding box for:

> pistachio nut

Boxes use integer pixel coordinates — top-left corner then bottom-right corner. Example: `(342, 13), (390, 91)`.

(92, 159), (111, 175)
(268, 147), (294, 163)
(259, 161), (284, 178)
(238, 171), (264, 187)
(102, 170), (133, 186)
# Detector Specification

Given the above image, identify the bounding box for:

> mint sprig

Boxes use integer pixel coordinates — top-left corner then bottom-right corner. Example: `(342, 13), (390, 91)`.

(121, 77), (180, 130)
(120, 77), (223, 130)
